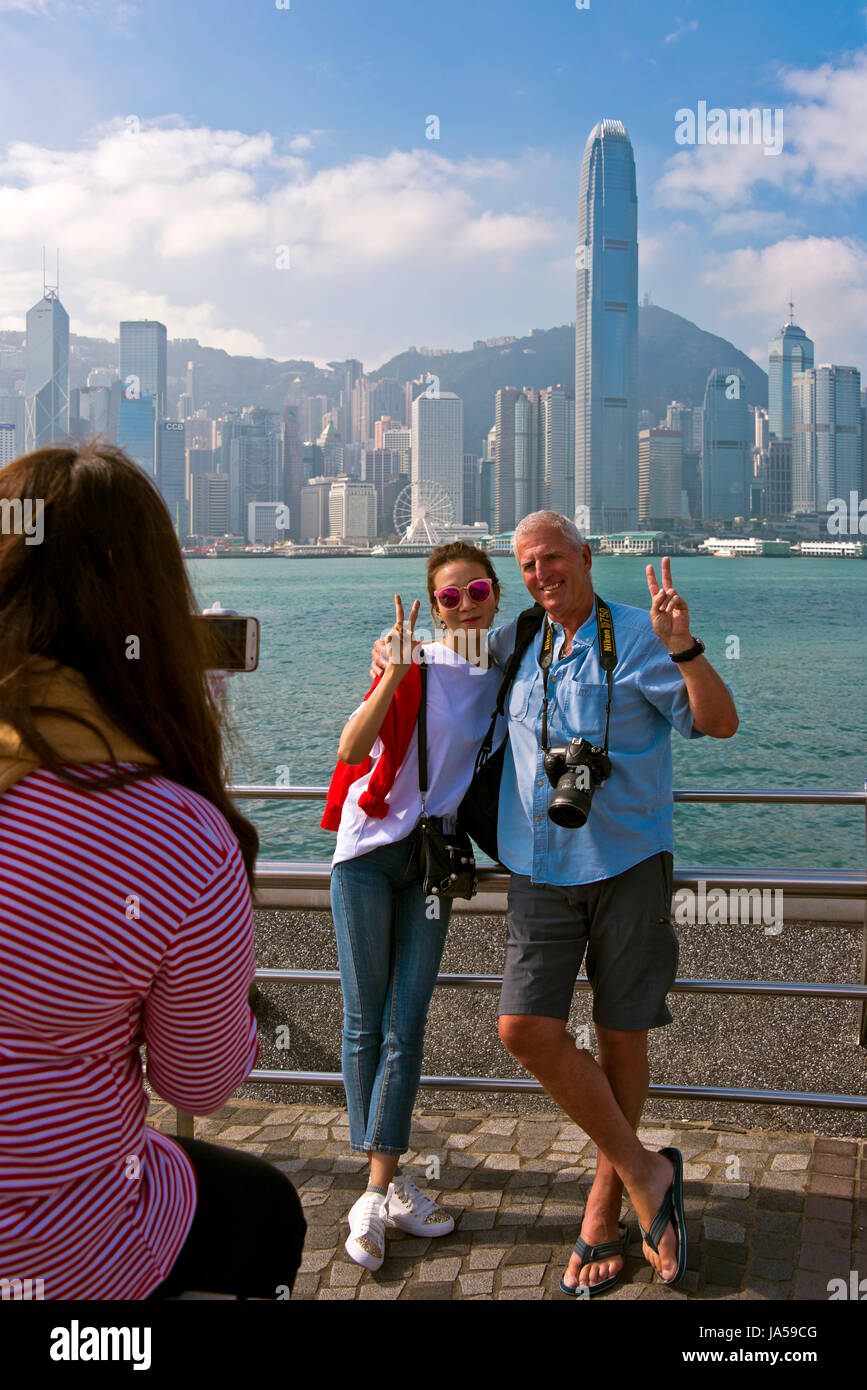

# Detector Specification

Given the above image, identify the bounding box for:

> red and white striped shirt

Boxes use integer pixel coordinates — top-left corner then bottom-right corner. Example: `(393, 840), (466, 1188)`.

(0, 762), (259, 1300)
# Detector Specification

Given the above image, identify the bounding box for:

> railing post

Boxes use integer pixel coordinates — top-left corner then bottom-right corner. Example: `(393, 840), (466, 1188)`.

(176, 1110), (195, 1139)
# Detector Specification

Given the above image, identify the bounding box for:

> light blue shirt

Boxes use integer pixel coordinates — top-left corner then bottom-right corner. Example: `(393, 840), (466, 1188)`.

(487, 601), (705, 886)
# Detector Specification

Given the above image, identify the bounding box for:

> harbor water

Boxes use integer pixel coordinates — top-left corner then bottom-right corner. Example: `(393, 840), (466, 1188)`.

(187, 554), (867, 872)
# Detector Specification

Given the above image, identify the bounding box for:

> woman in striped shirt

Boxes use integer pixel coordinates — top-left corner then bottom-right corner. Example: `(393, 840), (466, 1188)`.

(0, 441), (306, 1300)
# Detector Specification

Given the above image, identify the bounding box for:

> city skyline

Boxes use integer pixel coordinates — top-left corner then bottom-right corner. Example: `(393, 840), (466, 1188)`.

(0, 2), (864, 377)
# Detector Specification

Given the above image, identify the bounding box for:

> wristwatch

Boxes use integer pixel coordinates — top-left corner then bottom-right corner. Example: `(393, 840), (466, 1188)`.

(669, 636), (706, 664)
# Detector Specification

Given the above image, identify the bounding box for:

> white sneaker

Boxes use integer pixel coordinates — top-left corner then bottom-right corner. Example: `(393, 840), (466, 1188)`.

(385, 1175), (455, 1237)
(345, 1190), (387, 1270)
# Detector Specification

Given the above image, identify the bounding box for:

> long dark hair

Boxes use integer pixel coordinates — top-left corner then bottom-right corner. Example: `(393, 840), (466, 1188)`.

(0, 440), (259, 891)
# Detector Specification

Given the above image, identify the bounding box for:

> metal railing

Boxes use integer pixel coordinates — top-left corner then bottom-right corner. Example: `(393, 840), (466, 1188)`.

(173, 785), (867, 1137)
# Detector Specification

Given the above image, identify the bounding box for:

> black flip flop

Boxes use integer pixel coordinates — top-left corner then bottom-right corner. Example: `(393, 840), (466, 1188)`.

(638, 1146), (688, 1287)
(559, 1219), (631, 1298)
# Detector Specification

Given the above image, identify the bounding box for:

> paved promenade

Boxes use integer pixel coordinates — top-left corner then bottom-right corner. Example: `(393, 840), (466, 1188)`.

(147, 1097), (866, 1301)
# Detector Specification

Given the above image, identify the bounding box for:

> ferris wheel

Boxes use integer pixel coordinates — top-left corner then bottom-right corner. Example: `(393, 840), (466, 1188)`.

(393, 480), (455, 545)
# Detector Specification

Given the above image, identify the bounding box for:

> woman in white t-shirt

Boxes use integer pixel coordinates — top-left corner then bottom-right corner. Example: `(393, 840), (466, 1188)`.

(327, 542), (503, 1271)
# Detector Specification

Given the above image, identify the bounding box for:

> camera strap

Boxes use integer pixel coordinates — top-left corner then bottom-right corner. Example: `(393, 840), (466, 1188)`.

(540, 594), (616, 755)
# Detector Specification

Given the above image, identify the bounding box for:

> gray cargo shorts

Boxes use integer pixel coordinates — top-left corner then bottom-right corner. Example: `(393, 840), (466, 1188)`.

(499, 852), (678, 1030)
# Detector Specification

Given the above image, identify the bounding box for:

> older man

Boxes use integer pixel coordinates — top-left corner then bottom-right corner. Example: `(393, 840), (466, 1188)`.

(486, 510), (737, 1294)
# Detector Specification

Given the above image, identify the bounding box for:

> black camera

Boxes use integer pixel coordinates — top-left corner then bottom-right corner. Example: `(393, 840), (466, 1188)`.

(543, 738), (611, 829)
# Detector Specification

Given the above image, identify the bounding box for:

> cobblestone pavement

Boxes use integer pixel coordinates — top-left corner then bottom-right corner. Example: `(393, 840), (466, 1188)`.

(147, 1098), (867, 1301)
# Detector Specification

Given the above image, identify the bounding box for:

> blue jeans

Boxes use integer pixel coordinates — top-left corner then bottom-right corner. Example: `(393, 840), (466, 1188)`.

(330, 830), (451, 1156)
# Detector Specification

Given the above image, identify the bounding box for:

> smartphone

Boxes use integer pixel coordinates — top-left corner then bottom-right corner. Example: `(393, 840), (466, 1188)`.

(197, 615), (260, 671)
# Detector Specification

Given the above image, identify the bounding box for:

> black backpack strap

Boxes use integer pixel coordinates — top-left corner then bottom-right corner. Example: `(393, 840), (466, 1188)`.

(416, 648), (428, 806)
(474, 604), (545, 770)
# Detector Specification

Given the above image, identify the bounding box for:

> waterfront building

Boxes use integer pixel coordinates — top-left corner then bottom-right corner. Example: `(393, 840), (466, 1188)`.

(362, 446), (403, 535)
(792, 365), (862, 513)
(300, 477), (333, 543)
(247, 501), (282, 545)
(760, 439), (793, 519)
(411, 390), (463, 524)
(328, 476), (377, 544)
(157, 419), (188, 536)
(119, 320), (167, 420)
(281, 403), (305, 541)
(24, 288), (69, 451)
(575, 119), (639, 532)
(701, 369), (751, 522)
(191, 473), (229, 538)
(768, 305), (814, 442)
(639, 428), (683, 527)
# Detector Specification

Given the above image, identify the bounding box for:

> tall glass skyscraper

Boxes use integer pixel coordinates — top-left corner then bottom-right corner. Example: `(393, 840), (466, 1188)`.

(792, 364), (862, 512)
(701, 370), (751, 522)
(575, 119), (638, 533)
(119, 321), (167, 419)
(24, 289), (69, 451)
(411, 392), (464, 524)
(768, 307), (814, 442)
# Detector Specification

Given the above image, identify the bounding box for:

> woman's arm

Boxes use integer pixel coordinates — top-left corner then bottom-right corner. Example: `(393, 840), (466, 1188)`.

(338, 595), (420, 765)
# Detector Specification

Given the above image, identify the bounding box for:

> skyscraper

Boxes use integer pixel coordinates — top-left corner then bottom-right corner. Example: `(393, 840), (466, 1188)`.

(701, 369), (751, 522)
(119, 321), (167, 419)
(768, 304), (814, 442)
(24, 287), (70, 451)
(792, 365), (862, 512)
(575, 119), (639, 533)
(411, 391), (463, 523)
(157, 419), (188, 536)
(494, 387), (523, 532)
(542, 386), (575, 517)
(227, 408), (281, 534)
(118, 394), (156, 476)
(639, 428), (682, 526)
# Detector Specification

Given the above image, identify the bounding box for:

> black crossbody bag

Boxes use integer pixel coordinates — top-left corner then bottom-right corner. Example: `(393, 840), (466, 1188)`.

(414, 649), (478, 901)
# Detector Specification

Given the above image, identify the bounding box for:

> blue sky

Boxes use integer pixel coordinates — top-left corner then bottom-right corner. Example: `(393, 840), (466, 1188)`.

(1, 0), (865, 377)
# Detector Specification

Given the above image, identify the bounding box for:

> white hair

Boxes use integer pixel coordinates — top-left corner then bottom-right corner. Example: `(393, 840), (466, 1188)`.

(512, 511), (585, 555)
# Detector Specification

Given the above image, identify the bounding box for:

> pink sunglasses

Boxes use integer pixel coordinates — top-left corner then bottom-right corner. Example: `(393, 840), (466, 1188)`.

(434, 578), (495, 609)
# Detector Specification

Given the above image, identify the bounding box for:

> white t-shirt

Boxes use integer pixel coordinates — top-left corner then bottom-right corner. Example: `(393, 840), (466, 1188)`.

(332, 641), (505, 866)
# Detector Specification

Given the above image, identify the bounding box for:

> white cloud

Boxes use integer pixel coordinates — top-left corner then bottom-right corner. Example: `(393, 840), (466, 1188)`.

(654, 49), (867, 212)
(0, 118), (562, 361)
(0, 0), (136, 18)
(702, 235), (867, 366)
(664, 18), (699, 43)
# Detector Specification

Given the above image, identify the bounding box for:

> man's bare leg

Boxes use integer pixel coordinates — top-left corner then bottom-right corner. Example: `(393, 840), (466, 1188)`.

(562, 1026), (649, 1290)
(499, 1014), (679, 1282)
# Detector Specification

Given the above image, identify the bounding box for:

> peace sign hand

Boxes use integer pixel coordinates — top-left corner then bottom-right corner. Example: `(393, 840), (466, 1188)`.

(386, 593), (421, 677)
(646, 556), (692, 650)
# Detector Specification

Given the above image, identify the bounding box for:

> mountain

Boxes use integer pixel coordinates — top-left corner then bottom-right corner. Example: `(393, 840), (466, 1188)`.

(1, 306), (768, 446)
(370, 305), (768, 452)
